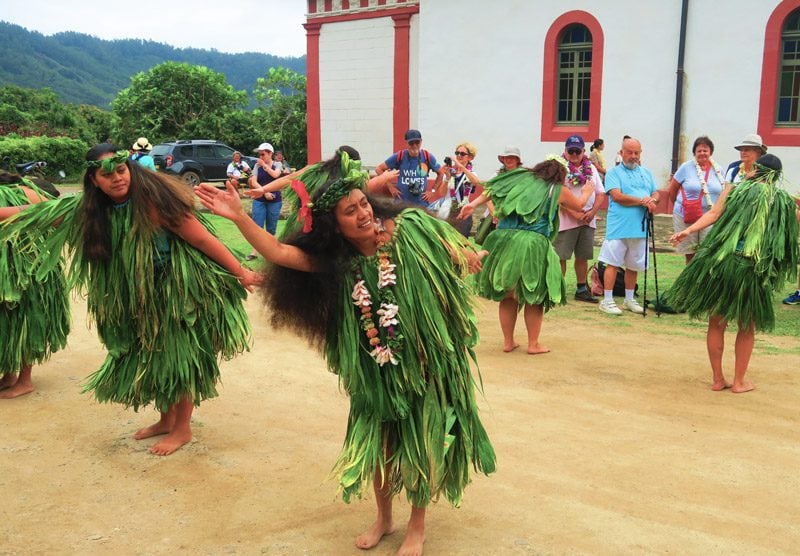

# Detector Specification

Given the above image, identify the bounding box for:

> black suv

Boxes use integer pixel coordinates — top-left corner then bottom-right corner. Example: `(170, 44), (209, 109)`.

(151, 140), (257, 186)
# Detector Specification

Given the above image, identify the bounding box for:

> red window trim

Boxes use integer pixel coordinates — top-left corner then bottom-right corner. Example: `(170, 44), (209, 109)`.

(540, 11), (604, 143)
(758, 0), (800, 146)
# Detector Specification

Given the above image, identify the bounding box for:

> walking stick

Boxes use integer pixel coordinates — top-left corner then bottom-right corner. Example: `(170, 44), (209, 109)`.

(647, 212), (661, 317)
(641, 211), (662, 318)
(642, 210), (649, 318)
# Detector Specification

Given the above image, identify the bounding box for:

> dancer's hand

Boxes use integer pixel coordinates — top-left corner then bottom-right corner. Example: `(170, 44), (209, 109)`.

(237, 267), (264, 292)
(669, 230), (687, 246)
(195, 182), (245, 221)
(466, 249), (488, 274)
(458, 203), (475, 220)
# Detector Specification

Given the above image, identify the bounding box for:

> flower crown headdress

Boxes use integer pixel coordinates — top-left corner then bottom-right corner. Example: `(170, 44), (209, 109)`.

(290, 150), (368, 233)
(85, 150), (129, 174)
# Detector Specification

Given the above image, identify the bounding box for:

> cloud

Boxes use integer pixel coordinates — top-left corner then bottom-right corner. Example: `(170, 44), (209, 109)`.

(2, 0), (306, 57)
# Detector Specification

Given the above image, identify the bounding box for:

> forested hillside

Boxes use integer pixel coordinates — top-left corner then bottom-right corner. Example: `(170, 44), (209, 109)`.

(0, 21), (306, 107)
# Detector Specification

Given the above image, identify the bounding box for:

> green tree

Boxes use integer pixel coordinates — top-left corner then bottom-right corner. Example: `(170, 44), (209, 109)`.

(252, 67), (307, 166)
(111, 62), (247, 144)
(0, 85), (109, 144)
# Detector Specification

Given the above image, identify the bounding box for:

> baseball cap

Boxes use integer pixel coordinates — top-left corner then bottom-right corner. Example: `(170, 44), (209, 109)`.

(254, 142), (274, 153)
(564, 135), (585, 150)
(404, 129), (422, 142)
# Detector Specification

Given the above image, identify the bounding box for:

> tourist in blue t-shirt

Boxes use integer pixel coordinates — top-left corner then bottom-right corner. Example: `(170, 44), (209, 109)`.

(597, 137), (661, 316)
(372, 129), (445, 207)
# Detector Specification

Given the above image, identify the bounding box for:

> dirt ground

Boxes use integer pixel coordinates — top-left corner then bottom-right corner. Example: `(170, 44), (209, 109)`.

(2, 290), (800, 556)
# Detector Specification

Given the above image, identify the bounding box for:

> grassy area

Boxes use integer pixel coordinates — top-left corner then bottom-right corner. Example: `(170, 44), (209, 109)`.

(205, 206), (800, 352)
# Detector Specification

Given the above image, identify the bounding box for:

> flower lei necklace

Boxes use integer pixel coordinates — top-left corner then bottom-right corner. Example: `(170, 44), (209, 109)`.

(351, 223), (403, 366)
(567, 156), (593, 186)
(693, 158), (724, 207)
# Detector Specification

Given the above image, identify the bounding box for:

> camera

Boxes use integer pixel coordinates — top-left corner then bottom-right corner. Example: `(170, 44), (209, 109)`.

(444, 156), (453, 166)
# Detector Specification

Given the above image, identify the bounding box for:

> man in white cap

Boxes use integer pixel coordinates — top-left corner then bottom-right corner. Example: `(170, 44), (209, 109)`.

(130, 137), (156, 171)
(245, 142), (282, 260)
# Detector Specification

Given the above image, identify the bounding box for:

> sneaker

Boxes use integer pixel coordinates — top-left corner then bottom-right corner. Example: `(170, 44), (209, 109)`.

(622, 298), (645, 314)
(599, 299), (623, 315)
(783, 290), (800, 305)
(574, 289), (599, 303)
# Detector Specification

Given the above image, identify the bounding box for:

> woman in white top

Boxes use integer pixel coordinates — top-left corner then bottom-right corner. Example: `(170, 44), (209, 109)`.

(667, 136), (726, 264)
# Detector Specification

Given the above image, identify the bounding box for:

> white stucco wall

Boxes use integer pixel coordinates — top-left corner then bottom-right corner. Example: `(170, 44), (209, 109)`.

(315, 0), (797, 189)
(413, 0), (795, 188)
(318, 18), (395, 165)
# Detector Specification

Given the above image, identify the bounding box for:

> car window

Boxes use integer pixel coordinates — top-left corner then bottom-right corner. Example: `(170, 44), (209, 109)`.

(177, 145), (193, 157)
(195, 145), (217, 158)
(151, 145), (171, 156)
(215, 145), (235, 159)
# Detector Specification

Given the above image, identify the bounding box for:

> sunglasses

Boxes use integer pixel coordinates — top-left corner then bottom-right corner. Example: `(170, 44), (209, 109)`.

(566, 148), (583, 155)
(454, 151), (469, 157)
(408, 140), (421, 146)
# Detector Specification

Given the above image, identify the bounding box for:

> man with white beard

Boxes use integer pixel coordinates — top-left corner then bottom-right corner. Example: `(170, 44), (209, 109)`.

(597, 137), (661, 315)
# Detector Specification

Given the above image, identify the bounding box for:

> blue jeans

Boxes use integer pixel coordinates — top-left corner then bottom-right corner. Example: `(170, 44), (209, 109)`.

(252, 200), (282, 235)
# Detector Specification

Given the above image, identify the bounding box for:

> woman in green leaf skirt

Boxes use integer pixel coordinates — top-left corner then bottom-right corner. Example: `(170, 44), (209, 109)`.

(195, 151), (495, 556)
(0, 172), (69, 399)
(0, 144), (259, 455)
(458, 157), (594, 354)
(669, 154), (799, 392)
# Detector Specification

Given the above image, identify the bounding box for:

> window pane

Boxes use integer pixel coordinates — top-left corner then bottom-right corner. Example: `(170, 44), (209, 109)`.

(556, 24), (592, 124)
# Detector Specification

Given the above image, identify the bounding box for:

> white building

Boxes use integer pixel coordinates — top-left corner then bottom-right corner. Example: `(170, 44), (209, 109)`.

(304, 0), (800, 195)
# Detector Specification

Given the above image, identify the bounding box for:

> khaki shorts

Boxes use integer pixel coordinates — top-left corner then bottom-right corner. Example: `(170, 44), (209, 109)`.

(553, 225), (596, 261)
(672, 212), (711, 254)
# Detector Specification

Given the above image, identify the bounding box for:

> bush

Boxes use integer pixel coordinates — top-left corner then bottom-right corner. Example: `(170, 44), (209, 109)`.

(0, 135), (89, 179)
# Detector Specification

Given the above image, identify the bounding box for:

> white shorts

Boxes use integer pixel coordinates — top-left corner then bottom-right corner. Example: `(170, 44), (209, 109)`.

(672, 212), (711, 255)
(598, 238), (648, 271)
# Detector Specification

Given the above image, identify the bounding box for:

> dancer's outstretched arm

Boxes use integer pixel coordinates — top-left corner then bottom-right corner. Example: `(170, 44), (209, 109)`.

(195, 182), (316, 272)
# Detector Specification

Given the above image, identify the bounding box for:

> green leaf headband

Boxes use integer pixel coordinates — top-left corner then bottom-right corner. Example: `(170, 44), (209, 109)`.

(85, 150), (129, 174)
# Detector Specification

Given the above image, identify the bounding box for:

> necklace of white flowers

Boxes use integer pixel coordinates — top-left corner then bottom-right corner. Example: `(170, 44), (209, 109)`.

(693, 158), (724, 208)
(351, 231), (403, 366)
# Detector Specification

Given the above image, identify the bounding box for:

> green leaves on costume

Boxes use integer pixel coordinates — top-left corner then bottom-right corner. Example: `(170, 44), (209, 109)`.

(327, 209), (495, 508)
(85, 150), (129, 174)
(485, 167), (562, 240)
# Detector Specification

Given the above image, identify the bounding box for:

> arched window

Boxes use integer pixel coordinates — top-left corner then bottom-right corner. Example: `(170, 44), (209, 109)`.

(541, 11), (604, 143)
(758, 0), (800, 146)
(557, 24), (592, 124)
(777, 9), (800, 125)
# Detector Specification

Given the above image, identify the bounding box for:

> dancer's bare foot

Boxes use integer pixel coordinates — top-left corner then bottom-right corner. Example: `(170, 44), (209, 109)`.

(397, 522), (425, 556)
(503, 342), (520, 353)
(527, 343), (550, 355)
(0, 373), (18, 390)
(711, 380), (732, 391)
(731, 380), (755, 393)
(133, 418), (174, 440)
(0, 381), (34, 398)
(355, 518), (395, 550)
(149, 429), (192, 456)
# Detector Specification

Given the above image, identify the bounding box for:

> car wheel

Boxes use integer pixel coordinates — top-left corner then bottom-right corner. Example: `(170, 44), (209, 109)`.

(181, 170), (201, 187)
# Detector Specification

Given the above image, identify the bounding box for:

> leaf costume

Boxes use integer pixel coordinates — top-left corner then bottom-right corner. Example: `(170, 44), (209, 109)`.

(668, 173), (799, 331)
(0, 181), (69, 374)
(327, 209), (495, 507)
(0, 194), (251, 411)
(477, 167), (566, 308)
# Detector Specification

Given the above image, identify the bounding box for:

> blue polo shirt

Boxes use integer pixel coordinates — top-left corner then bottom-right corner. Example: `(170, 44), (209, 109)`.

(604, 164), (657, 240)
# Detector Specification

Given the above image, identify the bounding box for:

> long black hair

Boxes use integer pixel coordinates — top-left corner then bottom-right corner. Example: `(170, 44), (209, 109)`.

(81, 143), (195, 262)
(260, 182), (405, 348)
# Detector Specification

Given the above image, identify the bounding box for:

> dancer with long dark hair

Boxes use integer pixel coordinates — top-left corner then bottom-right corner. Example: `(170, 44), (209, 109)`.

(196, 151), (494, 556)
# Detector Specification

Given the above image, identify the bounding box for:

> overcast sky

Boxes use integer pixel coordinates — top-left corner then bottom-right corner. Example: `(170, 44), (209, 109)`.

(2, 0), (307, 57)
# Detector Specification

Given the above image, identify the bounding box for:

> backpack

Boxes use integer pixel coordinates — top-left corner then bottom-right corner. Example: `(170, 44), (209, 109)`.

(589, 261), (638, 297)
(396, 148), (432, 172)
